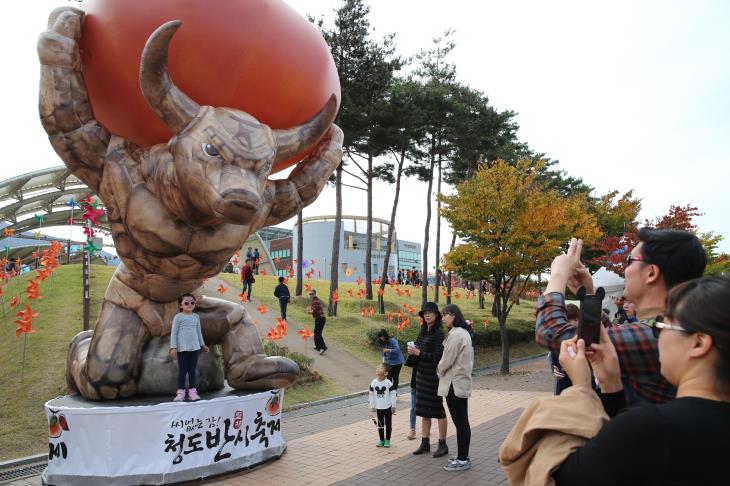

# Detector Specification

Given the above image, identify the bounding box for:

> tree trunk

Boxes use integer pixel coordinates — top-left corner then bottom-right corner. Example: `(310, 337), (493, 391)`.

(478, 280), (485, 309)
(379, 148), (406, 314)
(434, 158), (442, 303)
(365, 152), (373, 300)
(445, 232), (456, 305)
(295, 210), (303, 296)
(421, 148), (436, 306)
(328, 163), (343, 316)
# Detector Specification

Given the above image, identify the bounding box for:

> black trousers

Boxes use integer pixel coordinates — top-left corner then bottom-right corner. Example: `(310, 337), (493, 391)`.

(376, 408), (392, 441)
(445, 385), (471, 460)
(386, 364), (402, 390)
(176, 350), (200, 390)
(279, 297), (288, 320)
(313, 316), (327, 350)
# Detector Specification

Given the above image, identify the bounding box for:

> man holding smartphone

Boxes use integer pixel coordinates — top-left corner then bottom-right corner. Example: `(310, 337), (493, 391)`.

(535, 228), (706, 404)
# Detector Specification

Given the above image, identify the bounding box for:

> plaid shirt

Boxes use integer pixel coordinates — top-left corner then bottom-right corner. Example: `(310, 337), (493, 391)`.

(535, 292), (676, 404)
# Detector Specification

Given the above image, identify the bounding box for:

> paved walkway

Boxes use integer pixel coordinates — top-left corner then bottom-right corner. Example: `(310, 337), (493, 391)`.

(2, 359), (551, 486)
(203, 277), (373, 394)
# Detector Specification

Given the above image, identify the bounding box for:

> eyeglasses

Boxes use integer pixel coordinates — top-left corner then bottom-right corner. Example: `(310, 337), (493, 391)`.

(626, 254), (649, 267)
(182, 301), (196, 306)
(650, 318), (691, 338)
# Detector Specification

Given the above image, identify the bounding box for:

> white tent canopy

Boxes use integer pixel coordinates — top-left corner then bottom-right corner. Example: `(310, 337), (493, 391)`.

(592, 267), (625, 315)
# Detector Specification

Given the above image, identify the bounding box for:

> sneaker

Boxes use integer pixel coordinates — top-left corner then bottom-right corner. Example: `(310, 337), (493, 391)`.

(383, 440), (391, 448)
(173, 389), (186, 402)
(407, 429), (416, 440)
(443, 459), (472, 471)
(376, 440), (385, 447)
(187, 388), (201, 401)
(319, 348), (327, 355)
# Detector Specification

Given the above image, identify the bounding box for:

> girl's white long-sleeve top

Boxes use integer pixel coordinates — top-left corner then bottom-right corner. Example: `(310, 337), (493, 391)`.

(368, 378), (397, 409)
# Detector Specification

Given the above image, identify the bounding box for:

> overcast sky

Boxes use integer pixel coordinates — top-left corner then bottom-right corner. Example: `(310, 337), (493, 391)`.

(3, 0), (729, 263)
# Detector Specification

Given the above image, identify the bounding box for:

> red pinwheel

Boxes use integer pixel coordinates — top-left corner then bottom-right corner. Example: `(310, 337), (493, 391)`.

(331, 289), (339, 303)
(15, 304), (39, 337)
(217, 284), (227, 294)
(298, 325), (313, 342)
(26, 279), (43, 302)
(257, 304), (268, 314)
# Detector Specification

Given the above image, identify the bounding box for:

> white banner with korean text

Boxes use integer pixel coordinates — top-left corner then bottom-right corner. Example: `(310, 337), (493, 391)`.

(45, 389), (283, 481)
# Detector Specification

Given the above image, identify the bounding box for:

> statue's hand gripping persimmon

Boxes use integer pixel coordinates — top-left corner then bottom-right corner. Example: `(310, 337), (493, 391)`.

(38, 6), (343, 400)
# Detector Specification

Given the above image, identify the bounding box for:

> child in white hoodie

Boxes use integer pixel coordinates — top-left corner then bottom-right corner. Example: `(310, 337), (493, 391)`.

(369, 364), (397, 447)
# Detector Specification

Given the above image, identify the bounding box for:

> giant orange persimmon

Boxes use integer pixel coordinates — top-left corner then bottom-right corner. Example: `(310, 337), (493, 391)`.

(79, 0), (340, 173)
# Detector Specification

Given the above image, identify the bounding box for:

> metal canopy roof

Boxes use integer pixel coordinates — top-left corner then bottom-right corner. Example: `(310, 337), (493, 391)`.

(0, 166), (109, 234)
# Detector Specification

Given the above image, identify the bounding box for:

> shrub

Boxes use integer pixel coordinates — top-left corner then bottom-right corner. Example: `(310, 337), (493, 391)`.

(264, 341), (321, 385)
(366, 321), (535, 350)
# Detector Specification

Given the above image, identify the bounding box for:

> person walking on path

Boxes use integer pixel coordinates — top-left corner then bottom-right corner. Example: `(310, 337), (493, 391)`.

(369, 364), (398, 448)
(438, 304), (474, 471)
(408, 301), (448, 458)
(241, 259), (255, 301)
(274, 276), (290, 320)
(377, 329), (405, 390)
(169, 293), (209, 402)
(307, 289), (327, 355)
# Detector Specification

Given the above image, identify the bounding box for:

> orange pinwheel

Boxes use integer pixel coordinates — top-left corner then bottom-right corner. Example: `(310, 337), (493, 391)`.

(260, 269), (268, 276)
(454, 291), (461, 299)
(15, 304), (39, 337)
(10, 294), (19, 310)
(388, 312), (394, 322)
(332, 289), (339, 303)
(304, 283), (312, 292)
(31, 251), (38, 260)
(369, 307), (375, 317)
(345, 268), (353, 277)
(257, 304), (268, 314)
(26, 279), (43, 302)
(377, 288), (384, 297)
(357, 288), (366, 299)
(395, 288), (403, 296)
(239, 292), (249, 303)
(347, 289), (354, 297)
(483, 319), (490, 328)
(361, 308), (367, 317)
(405, 288), (411, 297)
(357, 276), (363, 286)
(267, 327), (283, 341)
(298, 325), (313, 342)
(283, 277), (289, 285)
(217, 284), (227, 294)
(276, 318), (288, 336)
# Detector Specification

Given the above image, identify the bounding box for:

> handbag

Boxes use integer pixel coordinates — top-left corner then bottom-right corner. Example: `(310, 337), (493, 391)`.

(404, 354), (418, 368)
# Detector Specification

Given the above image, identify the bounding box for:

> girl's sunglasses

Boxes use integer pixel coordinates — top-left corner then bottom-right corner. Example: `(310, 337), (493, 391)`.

(182, 301), (196, 306)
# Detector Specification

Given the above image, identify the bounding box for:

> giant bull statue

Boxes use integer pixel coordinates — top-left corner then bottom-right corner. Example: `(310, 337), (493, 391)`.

(37, 7), (343, 400)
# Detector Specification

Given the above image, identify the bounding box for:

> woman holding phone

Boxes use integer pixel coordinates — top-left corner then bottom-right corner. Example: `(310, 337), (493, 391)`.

(500, 276), (730, 485)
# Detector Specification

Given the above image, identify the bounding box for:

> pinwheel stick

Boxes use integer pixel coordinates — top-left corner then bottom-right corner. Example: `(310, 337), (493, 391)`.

(20, 333), (28, 383)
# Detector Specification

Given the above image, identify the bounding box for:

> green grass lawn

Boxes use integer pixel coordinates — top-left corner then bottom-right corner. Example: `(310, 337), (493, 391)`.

(219, 273), (543, 370)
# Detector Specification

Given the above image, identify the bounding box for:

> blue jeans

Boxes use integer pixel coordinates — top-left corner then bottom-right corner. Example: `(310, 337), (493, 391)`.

(242, 281), (253, 300)
(177, 350), (200, 389)
(410, 391), (417, 430)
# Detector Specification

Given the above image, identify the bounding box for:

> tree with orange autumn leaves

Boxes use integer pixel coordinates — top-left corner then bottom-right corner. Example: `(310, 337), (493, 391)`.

(440, 160), (601, 374)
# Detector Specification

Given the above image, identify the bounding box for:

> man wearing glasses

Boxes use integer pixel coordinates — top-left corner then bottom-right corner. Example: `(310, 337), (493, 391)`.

(535, 228), (706, 404)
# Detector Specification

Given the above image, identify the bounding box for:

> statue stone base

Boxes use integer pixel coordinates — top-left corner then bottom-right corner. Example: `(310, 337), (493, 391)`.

(42, 387), (286, 485)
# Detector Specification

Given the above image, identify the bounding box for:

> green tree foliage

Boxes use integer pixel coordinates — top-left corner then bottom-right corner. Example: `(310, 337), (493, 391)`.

(440, 160), (602, 373)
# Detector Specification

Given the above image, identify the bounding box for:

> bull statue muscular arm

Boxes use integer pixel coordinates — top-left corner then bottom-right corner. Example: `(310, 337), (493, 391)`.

(38, 7), (343, 400)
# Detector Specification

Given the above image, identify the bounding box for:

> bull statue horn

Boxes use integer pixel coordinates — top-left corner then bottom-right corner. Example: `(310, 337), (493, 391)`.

(273, 94), (338, 162)
(140, 20), (200, 134)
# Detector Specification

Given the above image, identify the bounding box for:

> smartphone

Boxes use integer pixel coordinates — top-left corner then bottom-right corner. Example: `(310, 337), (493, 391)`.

(577, 287), (605, 347)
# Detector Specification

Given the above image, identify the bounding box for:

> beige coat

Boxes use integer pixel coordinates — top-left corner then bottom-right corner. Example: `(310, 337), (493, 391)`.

(498, 384), (608, 486)
(437, 327), (473, 398)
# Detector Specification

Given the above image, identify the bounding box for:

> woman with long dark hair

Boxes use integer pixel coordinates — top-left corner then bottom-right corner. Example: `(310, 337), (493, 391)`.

(501, 276), (730, 485)
(408, 302), (448, 458)
(377, 328), (405, 390)
(438, 304), (474, 471)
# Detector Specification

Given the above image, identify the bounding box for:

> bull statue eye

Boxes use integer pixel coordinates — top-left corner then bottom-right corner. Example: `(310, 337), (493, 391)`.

(202, 143), (219, 157)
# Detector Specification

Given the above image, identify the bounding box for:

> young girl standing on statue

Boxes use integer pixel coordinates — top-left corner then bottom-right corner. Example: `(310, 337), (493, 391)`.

(170, 293), (209, 402)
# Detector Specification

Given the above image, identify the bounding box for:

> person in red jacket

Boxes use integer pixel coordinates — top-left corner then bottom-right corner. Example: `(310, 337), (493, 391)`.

(241, 259), (255, 301)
